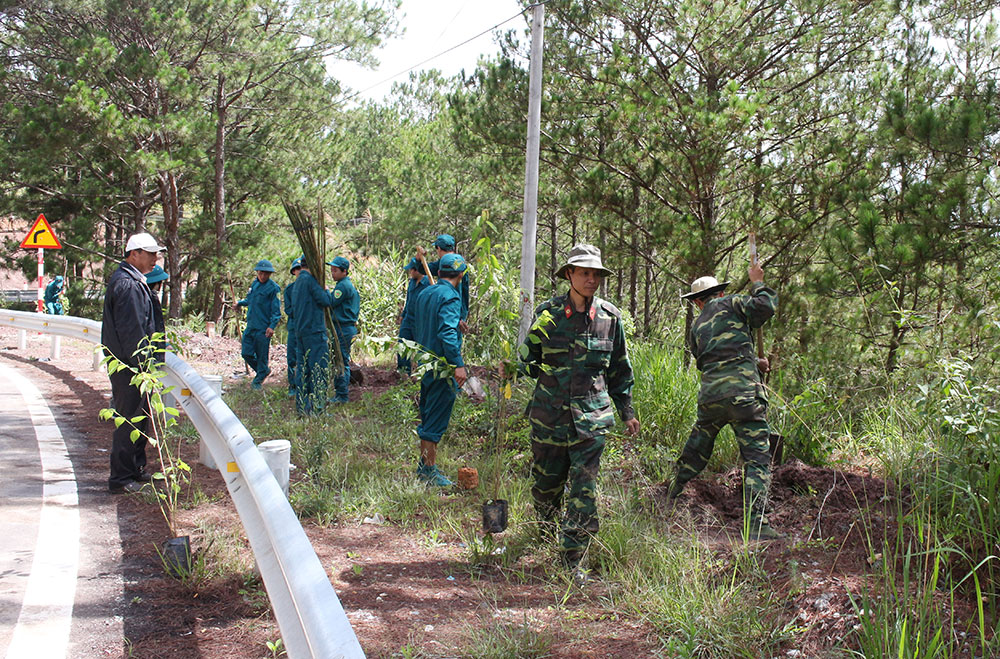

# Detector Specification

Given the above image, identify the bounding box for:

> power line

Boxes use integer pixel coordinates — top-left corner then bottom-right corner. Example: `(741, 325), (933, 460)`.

(435, 0), (473, 42)
(343, 2), (550, 101)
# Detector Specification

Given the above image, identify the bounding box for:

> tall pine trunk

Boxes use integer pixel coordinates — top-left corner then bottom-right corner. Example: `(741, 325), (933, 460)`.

(211, 73), (228, 324)
(158, 171), (182, 319)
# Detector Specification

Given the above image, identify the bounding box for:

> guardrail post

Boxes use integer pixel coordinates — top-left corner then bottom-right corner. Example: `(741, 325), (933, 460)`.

(197, 375), (224, 470)
(18, 329), (26, 350)
(92, 346), (103, 371)
(50, 335), (61, 360)
(257, 440), (291, 497)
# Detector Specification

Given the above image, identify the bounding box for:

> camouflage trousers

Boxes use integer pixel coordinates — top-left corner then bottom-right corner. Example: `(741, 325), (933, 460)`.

(675, 395), (772, 519)
(531, 434), (605, 555)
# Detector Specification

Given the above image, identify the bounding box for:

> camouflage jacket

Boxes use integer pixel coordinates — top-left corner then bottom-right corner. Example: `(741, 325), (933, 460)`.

(690, 282), (777, 404)
(520, 292), (636, 443)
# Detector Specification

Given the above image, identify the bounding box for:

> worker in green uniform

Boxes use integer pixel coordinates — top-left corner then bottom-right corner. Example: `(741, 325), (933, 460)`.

(413, 253), (468, 487)
(236, 259), (282, 390)
(327, 256), (359, 404)
(44, 275), (65, 315)
(667, 262), (780, 540)
(291, 258), (333, 415)
(284, 257), (303, 398)
(512, 244), (639, 574)
(426, 234), (470, 334)
(397, 257), (430, 373)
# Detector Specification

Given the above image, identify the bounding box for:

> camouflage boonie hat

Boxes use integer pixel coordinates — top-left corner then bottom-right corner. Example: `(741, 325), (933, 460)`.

(555, 244), (613, 279)
(682, 276), (729, 300)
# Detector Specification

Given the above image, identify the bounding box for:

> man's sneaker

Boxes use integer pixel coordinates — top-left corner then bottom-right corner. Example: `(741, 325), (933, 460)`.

(287, 389), (296, 398)
(746, 518), (782, 541)
(417, 463), (453, 487)
(251, 382), (262, 390)
(135, 470), (152, 483)
(109, 480), (150, 494)
(427, 466), (454, 487)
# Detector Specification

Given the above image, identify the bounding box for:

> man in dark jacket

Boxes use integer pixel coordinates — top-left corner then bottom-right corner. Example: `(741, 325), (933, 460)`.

(101, 232), (166, 493)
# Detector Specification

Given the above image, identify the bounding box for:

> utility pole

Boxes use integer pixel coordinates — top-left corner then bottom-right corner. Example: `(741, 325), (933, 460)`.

(517, 2), (545, 344)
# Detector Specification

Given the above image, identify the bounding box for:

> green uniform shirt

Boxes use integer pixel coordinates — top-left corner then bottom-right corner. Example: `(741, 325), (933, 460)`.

(689, 282), (777, 404)
(238, 278), (282, 331)
(329, 276), (359, 327)
(520, 291), (635, 444)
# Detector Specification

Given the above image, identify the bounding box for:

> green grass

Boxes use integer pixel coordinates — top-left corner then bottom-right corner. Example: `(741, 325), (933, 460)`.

(214, 333), (1000, 656)
(222, 361), (801, 655)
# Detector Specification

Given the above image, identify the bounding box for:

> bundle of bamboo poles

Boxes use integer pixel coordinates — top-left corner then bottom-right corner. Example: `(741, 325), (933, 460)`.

(282, 199), (344, 372)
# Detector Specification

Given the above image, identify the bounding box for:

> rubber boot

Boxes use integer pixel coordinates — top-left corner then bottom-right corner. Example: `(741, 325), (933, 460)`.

(561, 549), (588, 586)
(747, 516), (782, 541)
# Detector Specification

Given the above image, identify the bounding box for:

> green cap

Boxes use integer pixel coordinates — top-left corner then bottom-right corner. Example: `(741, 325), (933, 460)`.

(328, 256), (350, 271)
(146, 265), (169, 284)
(433, 234), (456, 250)
(438, 253), (467, 276)
(254, 259), (276, 273)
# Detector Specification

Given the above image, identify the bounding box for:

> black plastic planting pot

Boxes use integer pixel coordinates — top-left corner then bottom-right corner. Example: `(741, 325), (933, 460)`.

(482, 499), (509, 534)
(161, 536), (192, 578)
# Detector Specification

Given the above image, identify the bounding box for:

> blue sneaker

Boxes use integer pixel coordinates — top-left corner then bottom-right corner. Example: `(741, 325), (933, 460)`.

(251, 382), (262, 390)
(287, 389), (296, 398)
(417, 464), (453, 487)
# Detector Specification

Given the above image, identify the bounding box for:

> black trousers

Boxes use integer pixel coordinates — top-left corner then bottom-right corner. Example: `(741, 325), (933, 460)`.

(108, 369), (149, 487)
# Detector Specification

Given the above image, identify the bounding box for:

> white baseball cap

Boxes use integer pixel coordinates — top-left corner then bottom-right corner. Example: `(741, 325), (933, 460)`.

(125, 232), (166, 253)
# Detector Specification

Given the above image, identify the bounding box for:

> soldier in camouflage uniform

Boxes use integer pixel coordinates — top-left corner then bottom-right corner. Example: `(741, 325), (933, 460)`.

(668, 262), (780, 540)
(516, 244), (640, 570)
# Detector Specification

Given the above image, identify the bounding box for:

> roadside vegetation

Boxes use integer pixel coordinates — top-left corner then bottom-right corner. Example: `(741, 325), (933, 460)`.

(3, 0), (999, 655)
(203, 246), (998, 657)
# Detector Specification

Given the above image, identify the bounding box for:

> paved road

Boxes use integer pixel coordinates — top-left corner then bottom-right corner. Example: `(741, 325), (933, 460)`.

(0, 363), (123, 658)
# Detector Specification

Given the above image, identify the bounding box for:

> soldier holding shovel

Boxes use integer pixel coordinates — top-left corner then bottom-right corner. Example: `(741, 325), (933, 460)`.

(667, 244), (780, 541)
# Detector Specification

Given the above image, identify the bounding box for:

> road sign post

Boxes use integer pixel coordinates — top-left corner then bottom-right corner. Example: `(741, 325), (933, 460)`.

(36, 248), (43, 313)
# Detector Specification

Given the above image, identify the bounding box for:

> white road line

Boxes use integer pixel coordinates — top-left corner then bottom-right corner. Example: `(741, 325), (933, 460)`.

(2, 364), (79, 659)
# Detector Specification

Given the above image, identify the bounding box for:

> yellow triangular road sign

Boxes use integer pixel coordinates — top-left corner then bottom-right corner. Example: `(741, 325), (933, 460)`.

(20, 214), (62, 249)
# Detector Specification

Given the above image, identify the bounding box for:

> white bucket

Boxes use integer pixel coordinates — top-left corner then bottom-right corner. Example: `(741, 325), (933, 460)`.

(203, 374), (223, 395)
(257, 439), (291, 497)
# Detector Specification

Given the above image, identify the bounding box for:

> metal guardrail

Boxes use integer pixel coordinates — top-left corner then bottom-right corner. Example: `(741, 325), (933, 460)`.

(0, 309), (365, 659)
(1, 289), (38, 303)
